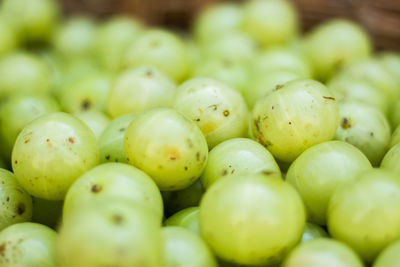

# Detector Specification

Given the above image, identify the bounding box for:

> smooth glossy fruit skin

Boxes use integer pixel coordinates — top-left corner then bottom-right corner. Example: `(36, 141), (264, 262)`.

(0, 52), (51, 99)
(304, 19), (371, 81)
(335, 102), (391, 166)
(373, 240), (400, 267)
(202, 33), (257, 63)
(300, 223), (328, 243)
(63, 163), (163, 222)
(75, 111), (110, 139)
(244, 70), (301, 109)
(327, 169), (400, 263)
(0, 222), (58, 267)
(163, 226), (218, 267)
(53, 16), (97, 60)
(107, 66), (176, 118)
(282, 238), (363, 267)
(193, 57), (250, 94)
(251, 48), (312, 79)
(200, 138), (281, 189)
(193, 3), (243, 44)
(286, 141), (372, 225)
(31, 197), (62, 228)
(327, 77), (389, 116)
(173, 78), (248, 149)
(124, 108), (208, 191)
(0, 18), (17, 57)
(252, 79), (339, 162)
(0, 168), (32, 231)
(123, 29), (190, 82)
(60, 74), (112, 114)
(336, 59), (399, 108)
(12, 112), (99, 200)
(389, 124), (400, 149)
(243, 0), (298, 46)
(165, 207), (200, 234)
(0, 0), (59, 43)
(98, 114), (136, 163)
(57, 198), (163, 267)
(95, 16), (143, 72)
(199, 173), (306, 266)
(381, 143), (400, 175)
(0, 93), (60, 160)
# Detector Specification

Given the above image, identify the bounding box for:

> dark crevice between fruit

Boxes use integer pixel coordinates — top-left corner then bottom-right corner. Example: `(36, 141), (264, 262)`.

(17, 203), (25, 215)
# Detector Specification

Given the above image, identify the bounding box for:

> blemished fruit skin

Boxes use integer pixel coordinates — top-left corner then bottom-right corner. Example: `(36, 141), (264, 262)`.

(12, 112), (99, 200)
(199, 173), (306, 266)
(98, 113), (136, 164)
(124, 108), (208, 191)
(0, 222), (58, 267)
(57, 198), (164, 267)
(286, 140), (372, 225)
(200, 138), (281, 189)
(252, 78), (339, 163)
(327, 169), (400, 263)
(107, 66), (176, 118)
(123, 29), (190, 82)
(63, 163), (163, 223)
(162, 226), (218, 267)
(173, 78), (249, 149)
(335, 102), (391, 166)
(282, 238), (364, 267)
(0, 168), (33, 231)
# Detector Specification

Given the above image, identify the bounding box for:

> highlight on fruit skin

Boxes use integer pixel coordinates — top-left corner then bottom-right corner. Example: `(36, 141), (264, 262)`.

(199, 173), (306, 266)
(252, 78), (339, 163)
(327, 169), (400, 263)
(173, 78), (249, 149)
(124, 107), (208, 191)
(286, 140), (372, 225)
(11, 112), (99, 200)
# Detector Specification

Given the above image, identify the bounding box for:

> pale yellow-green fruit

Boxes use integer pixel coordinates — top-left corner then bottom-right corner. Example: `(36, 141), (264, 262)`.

(12, 112), (99, 200)
(252, 79), (339, 162)
(282, 238), (363, 267)
(373, 240), (400, 267)
(286, 140), (372, 225)
(173, 78), (248, 149)
(335, 102), (391, 166)
(200, 138), (281, 189)
(107, 66), (176, 118)
(199, 173), (306, 266)
(327, 169), (400, 263)
(381, 143), (400, 176)
(162, 226), (218, 267)
(124, 108), (208, 191)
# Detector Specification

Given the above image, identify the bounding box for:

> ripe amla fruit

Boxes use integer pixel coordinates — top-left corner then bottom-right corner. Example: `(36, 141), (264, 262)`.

(327, 169), (400, 263)
(124, 108), (208, 191)
(199, 173), (305, 266)
(12, 112), (99, 200)
(252, 79), (339, 162)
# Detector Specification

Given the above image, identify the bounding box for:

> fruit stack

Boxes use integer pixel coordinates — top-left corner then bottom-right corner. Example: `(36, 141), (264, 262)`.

(0, 0), (400, 266)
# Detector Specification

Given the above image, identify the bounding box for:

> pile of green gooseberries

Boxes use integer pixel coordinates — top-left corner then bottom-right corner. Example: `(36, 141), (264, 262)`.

(1, 0), (400, 266)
